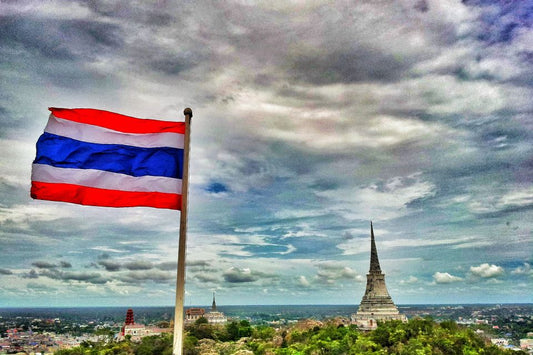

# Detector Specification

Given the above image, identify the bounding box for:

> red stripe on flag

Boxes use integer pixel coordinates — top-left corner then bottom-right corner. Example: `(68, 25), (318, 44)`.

(49, 108), (186, 134)
(31, 181), (181, 210)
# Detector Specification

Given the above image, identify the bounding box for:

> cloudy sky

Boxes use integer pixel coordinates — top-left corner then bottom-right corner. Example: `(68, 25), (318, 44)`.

(0, 0), (531, 307)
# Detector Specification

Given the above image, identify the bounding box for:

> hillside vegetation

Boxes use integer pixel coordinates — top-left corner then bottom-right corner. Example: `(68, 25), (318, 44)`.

(55, 317), (525, 355)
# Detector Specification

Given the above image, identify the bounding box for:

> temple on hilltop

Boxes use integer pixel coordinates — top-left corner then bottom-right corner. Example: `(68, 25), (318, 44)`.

(351, 222), (407, 330)
(119, 308), (171, 341)
(185, 292), (227, 325)
(205, 292), (227, 324)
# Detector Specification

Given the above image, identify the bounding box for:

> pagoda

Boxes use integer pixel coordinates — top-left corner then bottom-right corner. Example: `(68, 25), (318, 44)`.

(185, 293), (227, 325)
(205, 292), (227, 324)
(351, 222), (407, 330)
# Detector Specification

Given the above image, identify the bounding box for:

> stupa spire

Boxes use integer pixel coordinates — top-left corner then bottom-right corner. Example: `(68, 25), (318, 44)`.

(211, 292), (217, 311)
(351, 221), (407, 329)
(369, 221), (382, 273)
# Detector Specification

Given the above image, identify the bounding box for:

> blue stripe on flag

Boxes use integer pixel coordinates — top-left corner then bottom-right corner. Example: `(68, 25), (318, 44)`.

(34, 133), (183, 179)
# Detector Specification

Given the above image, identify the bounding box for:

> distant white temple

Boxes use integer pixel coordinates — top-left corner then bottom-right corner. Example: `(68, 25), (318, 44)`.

(185, 293), (227, 325)
(351, 222), (407, 330)
(205, 292), (228, 324)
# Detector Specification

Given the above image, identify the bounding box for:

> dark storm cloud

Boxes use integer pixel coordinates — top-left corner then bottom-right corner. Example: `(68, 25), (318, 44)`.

(223, 267), (259, 283)
(186, 260), (217, 273)
(98, 260), (121, 272)
(192, 272), (219, 283)
(342, 231), (355, 240)
(222, 267), (277, 284)
(124, 260), (153, 271)
(119, 270), (173, 284)
(476, 121), (532, 150)
(32, 261), (57, 269)
(83, 0), (176, 26)
(60, 261), (72, 268)
(150, 54), (201, 76)
(0, 268), (13, 275)
(0, 13), (126, 93)
(156, 262), (176, 271)
(40, 269), (107, 284)
(0, 15), (123, 60)
(0, 15), (73, 60)
(20, 218), (91, 239)
(187, 260), (210, 268)
(23, 269), (39, 279)
(70, 2), (208, 78)
(286, 47), (408, 85)
(206, 182), (229, 194)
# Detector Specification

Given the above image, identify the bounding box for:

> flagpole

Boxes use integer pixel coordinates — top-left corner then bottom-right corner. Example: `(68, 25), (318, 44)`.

(173, 107), (192, 355)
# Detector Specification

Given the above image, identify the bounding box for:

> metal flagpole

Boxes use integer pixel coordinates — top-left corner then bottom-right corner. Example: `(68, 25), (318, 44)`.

(173, 107), (192, 355)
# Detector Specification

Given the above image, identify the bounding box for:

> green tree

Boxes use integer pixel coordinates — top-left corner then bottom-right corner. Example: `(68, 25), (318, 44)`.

(135, 334), (172, 355)
(252, 325), (276, 340)
(400, 337), (432, 355)
(183, 335), (199, 355)
(238, 319), (252, 338)
(188, 323), (215, 340)
(225, 321), (240, 341)
(194, 317), (208, 325)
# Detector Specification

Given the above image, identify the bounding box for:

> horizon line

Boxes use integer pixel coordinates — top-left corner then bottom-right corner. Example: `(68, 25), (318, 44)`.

(1, 302), (532, 309)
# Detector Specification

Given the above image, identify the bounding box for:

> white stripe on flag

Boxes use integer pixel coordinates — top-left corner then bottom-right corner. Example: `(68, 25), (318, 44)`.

(31, 164), (182, 194)
(45, 114), (184, 149)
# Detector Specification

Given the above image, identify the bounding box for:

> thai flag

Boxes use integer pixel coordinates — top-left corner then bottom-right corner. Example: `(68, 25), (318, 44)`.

(31, 108), (185, 210)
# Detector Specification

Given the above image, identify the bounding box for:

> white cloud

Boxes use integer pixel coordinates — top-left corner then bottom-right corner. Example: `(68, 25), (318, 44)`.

(90, 246), (125, 254)
(400, 276), (419, 285)
(468, 186), (533, 214)
(0, 0), (91, 19)
(298, 275), (310, 287)
(282, 223), (328, 239)
(485, 278), (503, 284)
(433, 272), (463, 284)
(314, 263), (363, 286)
(511, 263), (532, 276)
(279, 244), (296, 255)
(470, 263), (504, 278)
(499, 188), (533, 209)
(317, 173), (436, 221)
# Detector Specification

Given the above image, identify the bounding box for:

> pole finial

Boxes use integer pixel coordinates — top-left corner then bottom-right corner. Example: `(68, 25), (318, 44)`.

(184, 107), (193, 118)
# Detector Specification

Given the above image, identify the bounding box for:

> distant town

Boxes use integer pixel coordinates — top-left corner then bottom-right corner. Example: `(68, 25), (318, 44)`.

(0, 303), (532, 354)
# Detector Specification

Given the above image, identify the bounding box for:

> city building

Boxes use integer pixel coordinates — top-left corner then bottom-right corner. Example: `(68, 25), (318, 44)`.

(351, 222), (407, 330)
(520, 338), (533, 352)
